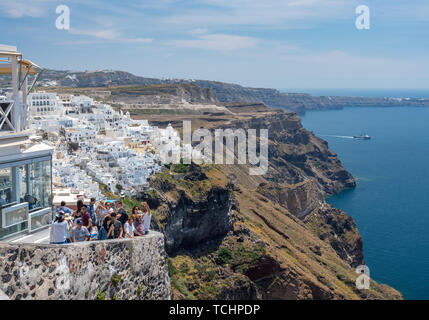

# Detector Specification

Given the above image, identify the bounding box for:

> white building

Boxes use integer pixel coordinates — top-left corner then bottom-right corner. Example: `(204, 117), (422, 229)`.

(28, 92), (60, 116)
(25, 89), (171, 199)
(65, 126), (97, 143)
(72, 95), (94, 109)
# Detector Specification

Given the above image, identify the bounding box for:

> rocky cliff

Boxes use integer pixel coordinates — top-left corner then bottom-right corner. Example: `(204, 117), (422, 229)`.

(215, 109), (356, 194)
(107, 83), (219, 105)
(39, 70), (165, 87)
(193, 80), (429, 113)
(137, 162), (400, 300)
(38, 69), (429, 113)
(129, 105), (401, 300)
(36, 69), (403, 299)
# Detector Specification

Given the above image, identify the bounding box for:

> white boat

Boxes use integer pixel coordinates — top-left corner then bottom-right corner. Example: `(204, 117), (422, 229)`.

(353, 134), (371, 140)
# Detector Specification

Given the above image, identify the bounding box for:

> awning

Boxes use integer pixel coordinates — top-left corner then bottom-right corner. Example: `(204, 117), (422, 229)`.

(0, 59), (43, 75)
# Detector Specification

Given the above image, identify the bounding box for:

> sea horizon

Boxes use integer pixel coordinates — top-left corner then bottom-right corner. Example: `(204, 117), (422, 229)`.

(278, 88), (429, 99)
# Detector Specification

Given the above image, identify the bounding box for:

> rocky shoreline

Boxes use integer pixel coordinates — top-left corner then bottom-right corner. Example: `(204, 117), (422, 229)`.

(134, 106), (401, 300)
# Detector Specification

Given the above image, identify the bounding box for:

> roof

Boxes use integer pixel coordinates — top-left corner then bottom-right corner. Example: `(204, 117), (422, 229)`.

(0, 44), (18, 55)
(23, 142), (54, 154)
(0, 59), (42, 75)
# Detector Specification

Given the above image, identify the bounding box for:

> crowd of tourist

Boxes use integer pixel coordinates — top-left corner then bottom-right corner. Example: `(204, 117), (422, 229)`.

(49, 199), (152, 244)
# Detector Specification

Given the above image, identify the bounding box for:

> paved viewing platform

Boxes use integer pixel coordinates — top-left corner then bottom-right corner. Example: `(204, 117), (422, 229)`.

(3, 227), (51, 244)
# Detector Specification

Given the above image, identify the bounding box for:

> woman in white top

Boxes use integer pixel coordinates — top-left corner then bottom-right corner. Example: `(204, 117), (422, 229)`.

(50, 212), (69, 244)
(124, 215), (136, 239)
(142, 202), (152, 235)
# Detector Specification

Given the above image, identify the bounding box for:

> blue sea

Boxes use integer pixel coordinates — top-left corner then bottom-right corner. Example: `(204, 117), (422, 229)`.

(279, 88), (429, 99)
(301, 104), (429, 300)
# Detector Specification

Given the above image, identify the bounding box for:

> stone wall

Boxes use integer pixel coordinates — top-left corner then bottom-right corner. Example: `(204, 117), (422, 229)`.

(0, 231), (170, 300)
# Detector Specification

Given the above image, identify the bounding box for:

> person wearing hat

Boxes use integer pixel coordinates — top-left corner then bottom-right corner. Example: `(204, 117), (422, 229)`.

(70, 218), (90, 242)
(50, 211), (69, 244)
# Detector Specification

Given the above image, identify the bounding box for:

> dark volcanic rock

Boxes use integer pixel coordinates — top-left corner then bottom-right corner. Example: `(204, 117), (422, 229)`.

(184, 163), (208, 181)
(162, 187), (234, 254)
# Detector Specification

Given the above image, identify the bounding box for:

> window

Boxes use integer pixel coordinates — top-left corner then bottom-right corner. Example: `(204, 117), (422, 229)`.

(0, 160), (51, 239)
(19, 165), (27, 202)
(28, 160), (52, 211)
(0, 167), (12, 207)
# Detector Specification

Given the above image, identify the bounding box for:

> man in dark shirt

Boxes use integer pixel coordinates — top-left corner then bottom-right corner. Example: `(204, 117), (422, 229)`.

(81, 205), (92, 229)
(108, 212), (123, 239)
(116, 201), (128, 226)
(87, 198), (96, 225)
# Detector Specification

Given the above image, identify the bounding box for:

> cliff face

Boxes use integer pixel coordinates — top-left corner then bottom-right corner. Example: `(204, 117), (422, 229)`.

(257, 181), (323, 219)
(108, 83), (219, 105)
(132, 103), (400, 300)
(38, 70), (429, 113)
(217, 110), (356, 194)
(39, 70), (165, 87)
(148, 186), (234, 254)
(304, 204), (364, 268)
(192, 80), (429, 112)
(141, 162), (400, 300)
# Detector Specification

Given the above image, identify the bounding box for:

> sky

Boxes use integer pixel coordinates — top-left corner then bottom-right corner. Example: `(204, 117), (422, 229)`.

(1, 0), (429, 89)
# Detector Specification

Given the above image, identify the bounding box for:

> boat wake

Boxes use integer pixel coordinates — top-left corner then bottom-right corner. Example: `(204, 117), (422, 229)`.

(318, 134), (354, 139)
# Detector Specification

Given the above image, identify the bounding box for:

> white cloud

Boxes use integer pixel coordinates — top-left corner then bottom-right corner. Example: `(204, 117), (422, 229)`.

(159, 0), (352, 27)
(117, 38), (153, 44)
(69, 28), (120, 40)
(0, 0), (52, 18)
(188, 28), (209, 35)
(168, 33), (257, 51)
(68, 28), (152, 44)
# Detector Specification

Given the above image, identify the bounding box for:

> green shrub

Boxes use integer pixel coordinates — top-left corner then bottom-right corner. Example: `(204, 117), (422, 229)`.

(111, 274), (121, 287)
(96, 288), (105, 300)
(179, 262), (190, 273)
(215, 247), (233, 266)
(168, 258), (178, 277)
(149, 189), (158, 198)
(171, 277), (195, 300)
(336, 273), (345, 281)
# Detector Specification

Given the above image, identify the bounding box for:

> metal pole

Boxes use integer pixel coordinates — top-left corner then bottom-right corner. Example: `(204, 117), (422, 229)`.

(10, 55), (20, 132)
(22, 71), (28, 129)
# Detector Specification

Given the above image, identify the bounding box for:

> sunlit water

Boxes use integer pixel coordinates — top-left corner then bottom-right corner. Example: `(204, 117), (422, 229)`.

(301, 106), (429, 299)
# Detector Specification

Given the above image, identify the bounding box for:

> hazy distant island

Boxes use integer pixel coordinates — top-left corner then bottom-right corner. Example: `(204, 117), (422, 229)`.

(35, 69), (429, 114)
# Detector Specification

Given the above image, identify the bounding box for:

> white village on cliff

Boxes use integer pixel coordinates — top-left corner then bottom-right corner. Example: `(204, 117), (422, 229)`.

(0, 44), (180, 242)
